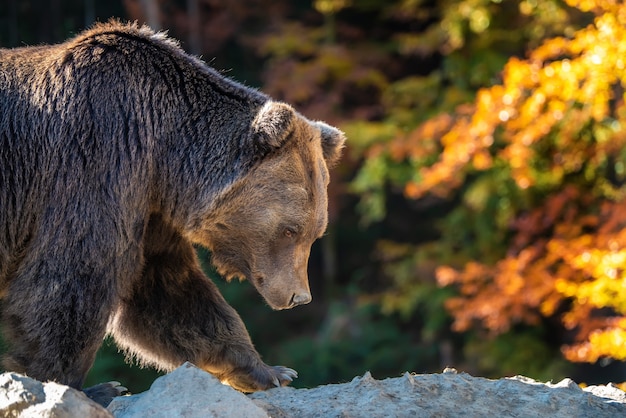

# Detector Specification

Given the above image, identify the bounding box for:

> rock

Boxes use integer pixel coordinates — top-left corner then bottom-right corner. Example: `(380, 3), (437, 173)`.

(0, 372), (112, 418)
(107, 362), (267, 418)
(3, 364), (625, 417)
(248, 369), (626, 418)
(583, 382), (626, 403)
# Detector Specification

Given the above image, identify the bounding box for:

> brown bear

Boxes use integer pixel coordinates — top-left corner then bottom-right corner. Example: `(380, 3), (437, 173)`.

(0, 21), (344, 405)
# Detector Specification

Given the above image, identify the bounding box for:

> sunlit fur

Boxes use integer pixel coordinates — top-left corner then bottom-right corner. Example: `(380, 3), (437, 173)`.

(0, 20), (344, 405)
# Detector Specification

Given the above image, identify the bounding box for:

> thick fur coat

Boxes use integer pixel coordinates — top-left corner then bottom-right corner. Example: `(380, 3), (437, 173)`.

(0, 21), (344, 405)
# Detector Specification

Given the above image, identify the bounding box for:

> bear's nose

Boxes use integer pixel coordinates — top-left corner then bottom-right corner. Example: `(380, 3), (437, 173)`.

(290, 292), (312, 307)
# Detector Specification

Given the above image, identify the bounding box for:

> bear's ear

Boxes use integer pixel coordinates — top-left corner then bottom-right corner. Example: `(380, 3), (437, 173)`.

(251, 101), (296, 152)
(317, 121), (346, 167)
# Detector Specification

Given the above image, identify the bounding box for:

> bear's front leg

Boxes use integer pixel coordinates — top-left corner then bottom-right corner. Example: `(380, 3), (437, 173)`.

(174, 272), (299, 392)
(1, 255), (120, 405)
(108, 215), (296, 391)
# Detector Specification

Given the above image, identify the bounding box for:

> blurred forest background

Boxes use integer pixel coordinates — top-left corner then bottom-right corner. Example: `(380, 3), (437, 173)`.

(1, 0), (626, 393)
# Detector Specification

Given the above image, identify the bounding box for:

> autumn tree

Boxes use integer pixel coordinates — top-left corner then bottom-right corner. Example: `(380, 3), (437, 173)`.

(434, 0), (626, 364)
(353, 0), (626, 370)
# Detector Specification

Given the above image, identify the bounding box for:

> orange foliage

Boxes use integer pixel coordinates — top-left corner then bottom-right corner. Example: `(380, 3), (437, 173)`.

(403, 2), (626, 198)
(401, 0), (626, 362)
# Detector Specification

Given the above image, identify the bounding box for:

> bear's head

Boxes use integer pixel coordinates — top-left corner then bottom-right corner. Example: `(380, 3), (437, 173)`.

(203, 102), (345, 310)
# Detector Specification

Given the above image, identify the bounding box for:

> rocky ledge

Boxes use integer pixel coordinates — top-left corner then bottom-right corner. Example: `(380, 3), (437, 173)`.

(1, 362), (624, 417)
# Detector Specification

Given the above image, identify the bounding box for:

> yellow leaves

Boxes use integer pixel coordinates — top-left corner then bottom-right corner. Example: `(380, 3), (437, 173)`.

(472, 150), (493, 170)
(573, 248), (626, 280)
(556, 260), (626, 312)
(530, 37), (569, 62)
(566, 0), (624, 17)
(314, 0), (351, 15)
(350, 0), (626, 366)
(586, 328), (626, 360)
(400, 5), (626, 361)
(552, 213), (626, 316)
(563, 326), (626, 362)
(404, 1), (626, 198)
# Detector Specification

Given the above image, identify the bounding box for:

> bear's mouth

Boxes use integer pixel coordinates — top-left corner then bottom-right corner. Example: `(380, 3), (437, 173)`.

(253, 276), (265, 287)
(250, 274), (310, 310)
(251, 276), (291, 310)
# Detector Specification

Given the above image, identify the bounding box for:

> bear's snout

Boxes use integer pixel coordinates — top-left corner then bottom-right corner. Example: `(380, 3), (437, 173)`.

(290, 292), (312, 307)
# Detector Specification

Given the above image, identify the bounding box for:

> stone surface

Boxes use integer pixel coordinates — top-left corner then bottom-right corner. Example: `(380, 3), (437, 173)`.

(0, 372), (112, 418)
(107, 362), (267, 418)
(2, 364), (625, 417)
(248, 368), (626, 418)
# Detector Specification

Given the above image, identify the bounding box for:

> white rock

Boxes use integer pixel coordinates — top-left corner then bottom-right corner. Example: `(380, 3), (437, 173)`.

(0, 372), (112, 418)
(107, 362), (267, 418)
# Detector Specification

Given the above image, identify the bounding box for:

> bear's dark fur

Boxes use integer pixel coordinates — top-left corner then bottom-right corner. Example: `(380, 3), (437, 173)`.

(0, 21), (344, 405)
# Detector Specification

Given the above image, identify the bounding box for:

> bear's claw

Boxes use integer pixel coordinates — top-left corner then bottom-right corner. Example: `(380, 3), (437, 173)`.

(271, 365), (297, 386)
(222, 363), (298, 392)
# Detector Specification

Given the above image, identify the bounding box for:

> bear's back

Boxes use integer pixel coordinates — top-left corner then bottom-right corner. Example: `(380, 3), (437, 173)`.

(0, 21), (272, 271)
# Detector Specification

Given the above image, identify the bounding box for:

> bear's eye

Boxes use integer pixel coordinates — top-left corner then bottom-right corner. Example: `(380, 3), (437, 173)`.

(283, 227), (297, 238)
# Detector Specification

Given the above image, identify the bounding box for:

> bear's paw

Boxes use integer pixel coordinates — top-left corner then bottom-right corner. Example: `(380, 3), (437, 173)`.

(223, 364), (298, 393)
